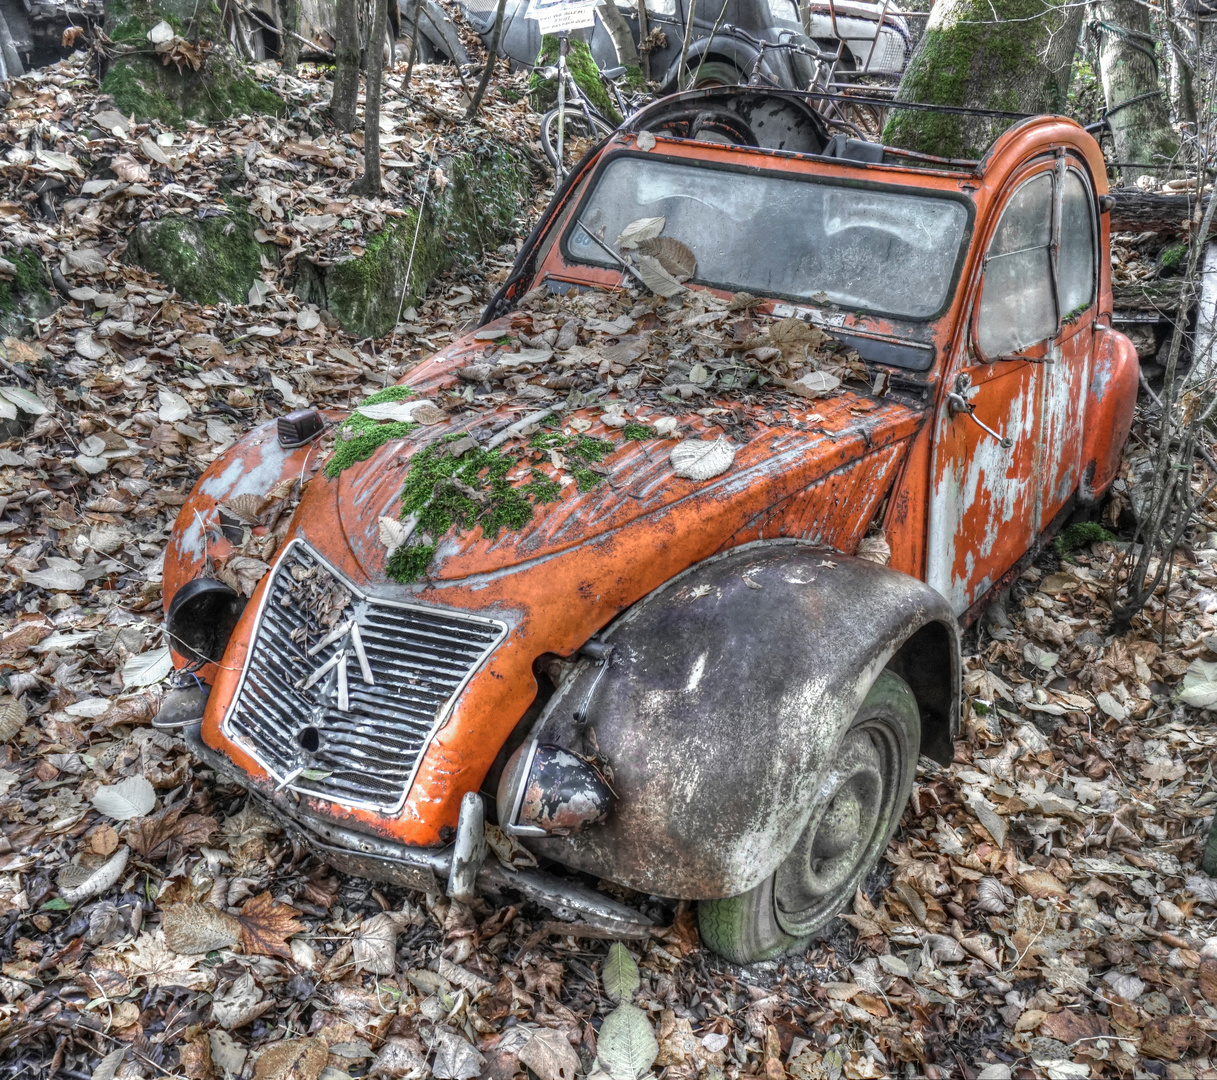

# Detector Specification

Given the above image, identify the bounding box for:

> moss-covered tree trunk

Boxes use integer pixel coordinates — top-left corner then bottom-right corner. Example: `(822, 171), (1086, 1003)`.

(530, 35), (619, 121)
(102, 0), (284, 125)
(882, 0), (1084, 160)
(1092, 0), (1178, 167)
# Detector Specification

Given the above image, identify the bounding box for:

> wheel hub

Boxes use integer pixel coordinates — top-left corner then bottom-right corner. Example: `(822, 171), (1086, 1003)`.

(773, 719), (901, 937)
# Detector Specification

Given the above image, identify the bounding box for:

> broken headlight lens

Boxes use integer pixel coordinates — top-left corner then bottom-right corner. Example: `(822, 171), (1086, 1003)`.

(165, 578), (247, 665)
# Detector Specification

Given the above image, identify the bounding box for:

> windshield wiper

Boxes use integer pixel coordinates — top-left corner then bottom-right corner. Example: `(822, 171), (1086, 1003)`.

(575, 218), (651, 292)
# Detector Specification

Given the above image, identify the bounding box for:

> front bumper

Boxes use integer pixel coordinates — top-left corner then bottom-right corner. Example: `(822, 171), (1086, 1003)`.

(185, 725), (652, 934)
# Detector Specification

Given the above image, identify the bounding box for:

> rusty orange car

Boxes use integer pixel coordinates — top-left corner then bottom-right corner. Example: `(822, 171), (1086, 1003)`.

(159, 87), (1138, 963)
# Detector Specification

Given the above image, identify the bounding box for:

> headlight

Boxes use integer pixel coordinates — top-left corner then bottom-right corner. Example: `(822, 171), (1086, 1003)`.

(166, 578), (246, 664)
(497, 741), (612, 837)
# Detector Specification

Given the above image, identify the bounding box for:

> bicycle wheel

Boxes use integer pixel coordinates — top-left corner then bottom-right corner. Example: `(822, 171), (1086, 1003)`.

(540, 108), (615, 176)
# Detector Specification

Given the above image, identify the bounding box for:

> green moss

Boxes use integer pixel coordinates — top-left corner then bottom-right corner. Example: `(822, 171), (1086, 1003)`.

(386, 439), (568, 583)
(387, 543), (437, 584)
(1054, 521), (1117, 558)
(0, 248), (57, 335)
(0, 249), (50, 315)
(529, 35), (620, 123)
(126, 208), (268, 304)
(324, 386), (418, 478)
(622, 423), (654, 441)
(320, 144), (530, 338)
(529, 431), (613, 462)
(882, 0), (1070, 159)
(1160, 243), (1187, 268)
(102, 49), (283, 125)
(571, 466), (604, 491)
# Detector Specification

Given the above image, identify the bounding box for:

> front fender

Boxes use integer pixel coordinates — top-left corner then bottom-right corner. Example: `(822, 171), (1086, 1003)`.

(1080, 325), (1138, 502)
(519, 541), (959, 899)
(163, 420), (328, 670)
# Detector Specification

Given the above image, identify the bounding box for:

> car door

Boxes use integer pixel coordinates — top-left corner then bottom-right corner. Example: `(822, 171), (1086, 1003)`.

(1036, 160), (1099, 529)
(927, 162), (1065, 616)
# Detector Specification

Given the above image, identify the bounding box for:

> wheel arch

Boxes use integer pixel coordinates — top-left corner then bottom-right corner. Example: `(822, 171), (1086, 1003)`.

(509, 540), (961, 899)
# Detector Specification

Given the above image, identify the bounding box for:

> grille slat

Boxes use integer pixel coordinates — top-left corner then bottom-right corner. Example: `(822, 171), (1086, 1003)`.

(222, 540), (508, 812)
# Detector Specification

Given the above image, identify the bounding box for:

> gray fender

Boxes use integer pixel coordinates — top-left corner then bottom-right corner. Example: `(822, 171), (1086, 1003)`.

(522, 541), (960, 899)
(399, 0), (470, 63)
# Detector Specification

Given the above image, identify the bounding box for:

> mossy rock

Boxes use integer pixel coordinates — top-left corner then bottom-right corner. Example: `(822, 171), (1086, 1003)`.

(101, 0), (282, 125)
(314, 142), (532, 339)
(0, 248), (59, 336)
(126, 209), (270, 305)
(103, 53), (284, 126)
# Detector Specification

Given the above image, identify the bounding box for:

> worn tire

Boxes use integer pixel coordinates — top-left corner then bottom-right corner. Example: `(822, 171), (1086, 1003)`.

(685, 60), (744, 88)
(698, 668), (920, 965)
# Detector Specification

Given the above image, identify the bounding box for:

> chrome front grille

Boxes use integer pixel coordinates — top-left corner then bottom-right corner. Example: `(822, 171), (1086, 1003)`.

(221, 539), (507, 813)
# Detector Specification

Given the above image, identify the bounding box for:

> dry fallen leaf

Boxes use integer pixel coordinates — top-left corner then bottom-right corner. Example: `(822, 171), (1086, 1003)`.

(252, 1037), (328, 1080)
(92, 775), (156, 821)
(670, 437), (736, 481)
(237, 892), (305, 959)
(162, 902), (242, 955)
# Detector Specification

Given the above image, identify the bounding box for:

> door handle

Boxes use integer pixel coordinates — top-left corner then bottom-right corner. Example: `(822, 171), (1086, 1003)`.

(948, 375), (1014, 449)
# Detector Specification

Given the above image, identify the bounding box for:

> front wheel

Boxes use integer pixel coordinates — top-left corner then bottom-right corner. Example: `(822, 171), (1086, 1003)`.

(698, 668), (920, 964)
(540, 108), (615, 176)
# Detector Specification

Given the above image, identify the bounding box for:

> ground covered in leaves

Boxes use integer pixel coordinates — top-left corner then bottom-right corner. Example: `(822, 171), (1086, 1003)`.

(4, 39), (1217, 1080)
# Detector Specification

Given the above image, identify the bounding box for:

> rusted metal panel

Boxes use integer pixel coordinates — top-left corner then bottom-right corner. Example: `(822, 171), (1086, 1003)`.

(1080, 324), (1139, 500)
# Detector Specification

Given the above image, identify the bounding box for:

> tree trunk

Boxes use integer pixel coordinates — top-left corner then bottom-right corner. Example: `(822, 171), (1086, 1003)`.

(353, 0), (387, 194)
(597, 0), (641, 72)
(331, 0), (362, 132)
(466, 0), (508, 118)
(1092, 0), (1178, 167)
(1162, 0), (1196, 126)
(281, 0), (302, 76)
(882, 0), (1085, 160)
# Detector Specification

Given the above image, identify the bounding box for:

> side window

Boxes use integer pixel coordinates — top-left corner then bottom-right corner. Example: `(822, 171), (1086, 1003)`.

(977, 172), (1055, 358)
(1058, 170), (1096, 320)
(646, 0), (679, 15)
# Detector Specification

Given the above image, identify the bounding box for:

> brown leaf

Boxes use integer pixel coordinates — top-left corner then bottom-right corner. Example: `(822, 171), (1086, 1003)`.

(0, 624), (50, 660)
(85, 823), (120, 856)
(179, 1033), (216, 1080)
(1140, 1015), (1200, 1062)
(521, 959), (563, 999)
(1016, 869), (1068, 899)
(1014, 1008), (1047, 1032)
(162, 902), (242, 955)
(252, 1037), (328, 1080)
(238, 892), (305, 959)
(763, 1024), (784, 1080)
(636, 238), (696, 280)
(1040, 1011), (1109, 1044)
(126, 803), (217, 860)
(1200, 958), (1217, 1005)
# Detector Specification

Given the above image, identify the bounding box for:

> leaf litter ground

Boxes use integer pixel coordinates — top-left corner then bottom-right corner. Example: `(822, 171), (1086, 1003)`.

(3, 44), (1217, 1080)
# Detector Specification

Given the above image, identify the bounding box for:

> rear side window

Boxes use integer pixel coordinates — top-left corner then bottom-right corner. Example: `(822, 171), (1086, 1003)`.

(1058, 170), (1096, 320)
(977, 172), (1055, 357)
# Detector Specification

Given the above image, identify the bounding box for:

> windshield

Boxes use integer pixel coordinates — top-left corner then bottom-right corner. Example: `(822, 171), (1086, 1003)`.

(563, 155), (970, 320)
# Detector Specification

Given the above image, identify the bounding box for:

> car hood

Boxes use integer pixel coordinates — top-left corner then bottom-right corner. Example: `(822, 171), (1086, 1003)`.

(282, 317), (930, 593)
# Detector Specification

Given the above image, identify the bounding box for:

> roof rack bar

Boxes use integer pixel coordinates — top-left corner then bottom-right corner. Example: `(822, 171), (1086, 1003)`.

(789, 88), (1036, 121)
(878, 144), (979, 169)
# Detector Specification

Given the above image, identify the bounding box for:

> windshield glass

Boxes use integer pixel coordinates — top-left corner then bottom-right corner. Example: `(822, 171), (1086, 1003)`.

(564, 155), (970, 320)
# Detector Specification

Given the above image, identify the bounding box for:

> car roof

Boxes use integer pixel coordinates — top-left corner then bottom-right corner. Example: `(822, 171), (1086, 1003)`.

(625, 87), (1102, 185)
